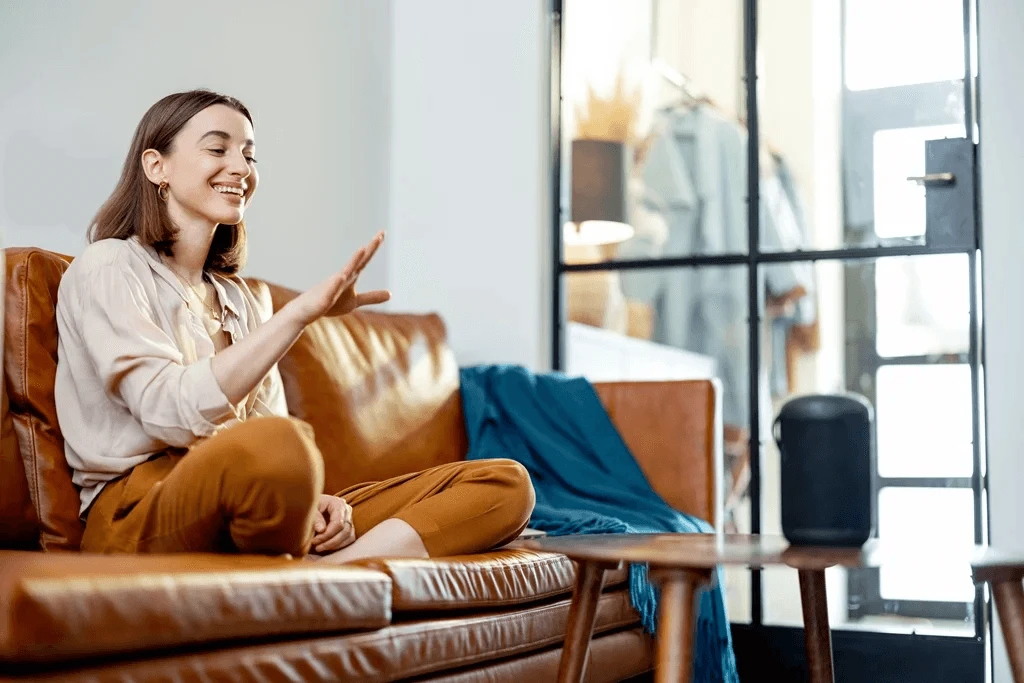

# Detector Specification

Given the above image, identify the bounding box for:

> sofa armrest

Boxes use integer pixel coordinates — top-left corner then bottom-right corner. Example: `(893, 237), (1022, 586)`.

(592, 379), (723, 529)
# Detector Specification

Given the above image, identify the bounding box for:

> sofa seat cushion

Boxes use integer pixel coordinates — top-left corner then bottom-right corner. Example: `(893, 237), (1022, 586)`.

(354, 549), (628, 612)
(0, 551), (392, 664)
(7, 588), (640, 682)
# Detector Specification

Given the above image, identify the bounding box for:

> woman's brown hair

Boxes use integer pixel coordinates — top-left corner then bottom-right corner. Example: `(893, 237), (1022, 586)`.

(88, 89), (255, 275)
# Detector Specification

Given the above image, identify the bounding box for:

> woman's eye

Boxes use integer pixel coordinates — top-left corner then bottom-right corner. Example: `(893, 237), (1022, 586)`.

(246, 156), (258, 164)
(209, 148), (225, 155)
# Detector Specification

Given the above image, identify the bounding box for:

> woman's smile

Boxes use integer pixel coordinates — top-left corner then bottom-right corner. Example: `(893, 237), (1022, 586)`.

(212, 183), (245, 204)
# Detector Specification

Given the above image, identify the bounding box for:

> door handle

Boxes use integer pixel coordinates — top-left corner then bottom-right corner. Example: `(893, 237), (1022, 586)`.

(907, 172), (955, 186)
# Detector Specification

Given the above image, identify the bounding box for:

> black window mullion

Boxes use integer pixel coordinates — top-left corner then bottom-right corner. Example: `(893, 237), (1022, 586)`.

(878, 477), (974, 489)
(558, 243), (976, 272)
(550, 0), (564, 371)
(877, 354), (970, 367)
(743, 0), (763, 627)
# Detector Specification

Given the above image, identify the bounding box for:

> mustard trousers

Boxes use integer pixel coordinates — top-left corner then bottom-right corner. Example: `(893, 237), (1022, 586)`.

(80, 416), (535, 557)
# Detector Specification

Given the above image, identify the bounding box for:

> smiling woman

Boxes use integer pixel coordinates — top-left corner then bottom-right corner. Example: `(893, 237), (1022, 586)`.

(53, 89), (536, 565)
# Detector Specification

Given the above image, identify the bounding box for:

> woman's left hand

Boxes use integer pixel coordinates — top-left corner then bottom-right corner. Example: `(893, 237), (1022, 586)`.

(284, 231), (391, 327)
(310, 494), (356, 554)
(324, 231), (391, 318)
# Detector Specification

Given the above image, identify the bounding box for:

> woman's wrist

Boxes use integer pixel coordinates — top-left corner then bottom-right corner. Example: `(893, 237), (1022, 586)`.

(278, 299), (313, 331)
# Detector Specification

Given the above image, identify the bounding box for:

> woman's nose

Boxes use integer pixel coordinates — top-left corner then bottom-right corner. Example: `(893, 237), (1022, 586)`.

(229, 151), (250, 177)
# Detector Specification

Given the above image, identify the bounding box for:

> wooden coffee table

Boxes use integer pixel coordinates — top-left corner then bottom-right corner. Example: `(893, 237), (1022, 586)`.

(522, 532), (940, 683)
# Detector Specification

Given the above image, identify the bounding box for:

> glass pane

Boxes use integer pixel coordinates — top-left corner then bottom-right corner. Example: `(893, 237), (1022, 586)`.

(561, 265), (751, 622)
(560, 0), (746, 263)
(878, 487), (975, 603)
(759, 0), (966, 253)
(877, 365), (973, 479)
(875, 254), (970, 357)
(760, 259), (976, 634)
(844, 0), (965, 91)
(761, 259), (848, 628)
(872, 125), (966, 241)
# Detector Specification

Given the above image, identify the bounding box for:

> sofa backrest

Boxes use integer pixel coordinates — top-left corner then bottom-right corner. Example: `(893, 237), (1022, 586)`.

(0, 248), (468, 551)
(2, 248), (76, 550)
(250, 279), (467, 496)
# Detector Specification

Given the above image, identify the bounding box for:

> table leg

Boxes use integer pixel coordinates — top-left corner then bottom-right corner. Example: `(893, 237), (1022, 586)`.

(798, 568), (835, 683)
(558, 560), (615, 683)
(992, 580), (1024, 683)
(650, 568), (711, 683)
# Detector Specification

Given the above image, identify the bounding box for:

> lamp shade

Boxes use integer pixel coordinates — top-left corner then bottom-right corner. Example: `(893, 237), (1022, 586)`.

(571, 139), (630, 224)
(568, 139), (634, 246)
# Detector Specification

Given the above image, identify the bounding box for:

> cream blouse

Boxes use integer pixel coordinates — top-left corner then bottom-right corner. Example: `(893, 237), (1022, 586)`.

(54, 236), (288, 516)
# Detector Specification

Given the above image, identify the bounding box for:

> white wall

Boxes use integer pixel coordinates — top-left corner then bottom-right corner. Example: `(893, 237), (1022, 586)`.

(0, 0), (390, 292)
(979, 0), (1024, 679)
(388, 0), (550, 370)
(0, 0), (550, 368)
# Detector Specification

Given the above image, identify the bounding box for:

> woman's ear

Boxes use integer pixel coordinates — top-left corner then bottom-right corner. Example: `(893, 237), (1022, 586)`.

(140, 148), (166, 186)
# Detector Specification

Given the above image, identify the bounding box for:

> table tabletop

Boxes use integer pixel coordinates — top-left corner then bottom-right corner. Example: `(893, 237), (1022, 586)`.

(520, 533), (982, 572)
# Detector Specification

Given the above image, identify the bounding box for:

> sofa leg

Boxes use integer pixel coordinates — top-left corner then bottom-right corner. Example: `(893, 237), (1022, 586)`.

(558, 560), (617, 682)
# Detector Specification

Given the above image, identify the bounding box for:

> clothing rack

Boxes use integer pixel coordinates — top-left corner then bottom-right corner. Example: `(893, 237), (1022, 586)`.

(651, 58), (783, 160)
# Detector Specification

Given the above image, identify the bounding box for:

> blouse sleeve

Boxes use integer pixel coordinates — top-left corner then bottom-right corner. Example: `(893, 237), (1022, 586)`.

(65, 256), (239, 447)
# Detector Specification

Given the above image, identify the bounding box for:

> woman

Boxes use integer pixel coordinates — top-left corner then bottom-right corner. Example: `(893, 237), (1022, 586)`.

(54, 89), (535, 562)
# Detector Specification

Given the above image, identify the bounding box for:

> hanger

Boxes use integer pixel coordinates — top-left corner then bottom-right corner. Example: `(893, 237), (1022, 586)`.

(652, 58), (702, 108)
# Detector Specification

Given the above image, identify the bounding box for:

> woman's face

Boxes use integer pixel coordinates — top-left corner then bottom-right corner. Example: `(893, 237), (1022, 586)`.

(156, 104), (258, 227)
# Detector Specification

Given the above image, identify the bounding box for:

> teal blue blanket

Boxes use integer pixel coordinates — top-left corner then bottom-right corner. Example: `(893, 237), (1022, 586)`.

(460, 365), (738, 682)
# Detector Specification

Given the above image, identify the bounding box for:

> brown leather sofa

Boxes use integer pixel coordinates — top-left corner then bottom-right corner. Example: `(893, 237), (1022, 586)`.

(0, 247), (722, 682)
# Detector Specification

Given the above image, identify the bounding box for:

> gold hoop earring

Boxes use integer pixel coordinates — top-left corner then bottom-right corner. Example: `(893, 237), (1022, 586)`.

(157, 181), (169, 202)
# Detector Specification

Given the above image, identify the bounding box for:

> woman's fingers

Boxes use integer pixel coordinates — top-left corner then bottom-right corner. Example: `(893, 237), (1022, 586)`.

(339, 246), (368, 283)
(313, 512), (346, 549)
(315, 524), (356, 553)
(337, 233), (384, 292)
(339, 499), (353, 526)
(355, 231), (385, 273)
(354, 290), (391, 308)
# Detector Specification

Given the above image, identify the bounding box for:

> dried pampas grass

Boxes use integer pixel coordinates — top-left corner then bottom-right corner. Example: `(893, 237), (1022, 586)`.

(574, 71), (644, 145)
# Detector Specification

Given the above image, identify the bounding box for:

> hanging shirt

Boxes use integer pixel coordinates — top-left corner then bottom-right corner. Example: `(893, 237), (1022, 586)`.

(618, 104), (813, 428)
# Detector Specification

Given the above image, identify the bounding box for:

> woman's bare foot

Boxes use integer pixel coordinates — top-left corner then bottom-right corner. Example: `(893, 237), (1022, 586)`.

(306, 518), (429, 564)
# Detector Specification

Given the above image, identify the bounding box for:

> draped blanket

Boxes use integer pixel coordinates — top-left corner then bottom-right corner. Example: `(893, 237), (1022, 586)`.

(459, 365), (738, 682)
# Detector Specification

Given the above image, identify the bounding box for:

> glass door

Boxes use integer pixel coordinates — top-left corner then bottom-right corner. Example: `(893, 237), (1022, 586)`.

(551, 0), (985, 678)
(756, 0), (984, 649)
(840, 0), (981, 630)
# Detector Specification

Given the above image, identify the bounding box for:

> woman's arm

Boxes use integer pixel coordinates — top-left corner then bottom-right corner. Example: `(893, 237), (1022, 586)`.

(210, 231), (388, 404)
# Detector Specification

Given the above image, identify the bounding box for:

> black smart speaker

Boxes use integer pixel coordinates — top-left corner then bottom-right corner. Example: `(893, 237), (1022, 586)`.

(775, 393), (875, 548)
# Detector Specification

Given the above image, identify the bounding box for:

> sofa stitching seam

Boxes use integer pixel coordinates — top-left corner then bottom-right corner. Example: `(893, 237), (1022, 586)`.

(392, 594), (637, 678)
(16, 253), (43, 528)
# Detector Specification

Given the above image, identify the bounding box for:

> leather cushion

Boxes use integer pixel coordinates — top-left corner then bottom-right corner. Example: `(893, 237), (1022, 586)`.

(254, 280), (468, 495)
(593, 380), (721, 524)
(0, 550), (392, 664)
(6, 588), (639, 682)
(354, 548), (628, 611)
(2, 248), (78, 551)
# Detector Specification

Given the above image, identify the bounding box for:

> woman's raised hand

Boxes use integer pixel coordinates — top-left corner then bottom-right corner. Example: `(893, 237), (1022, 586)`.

(287, 231), (391, 326)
